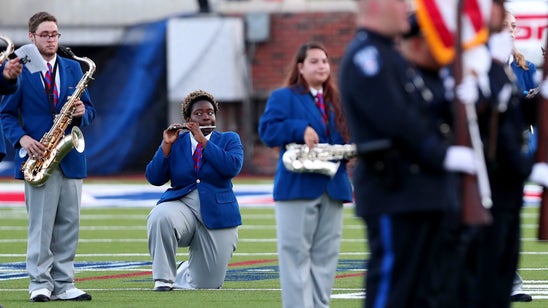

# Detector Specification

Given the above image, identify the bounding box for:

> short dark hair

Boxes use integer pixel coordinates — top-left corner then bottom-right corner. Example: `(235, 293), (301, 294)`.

(181, 89), (219, 120)
(28, 12), (57, 33)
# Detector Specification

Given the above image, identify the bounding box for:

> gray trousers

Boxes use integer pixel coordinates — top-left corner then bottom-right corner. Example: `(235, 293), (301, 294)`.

(275, 193), (344, 308)
(25, 168), (82, 295)
(147, 189), (238, 289)
(512, 272), (524, 294)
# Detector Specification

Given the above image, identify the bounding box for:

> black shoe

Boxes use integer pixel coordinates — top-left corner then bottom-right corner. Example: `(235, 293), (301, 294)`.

(510, 293), (533, 302)
(30, 294), (50, 302)
(51, 288), (92, 301)
(68, 293), (92, 301)
(153, 280), (173, 291)
(153, 286), (173, 292)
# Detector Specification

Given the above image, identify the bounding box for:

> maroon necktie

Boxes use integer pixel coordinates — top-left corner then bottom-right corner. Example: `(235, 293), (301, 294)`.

(193, 143), (203, 172)
(45, 62), (59, 105)
(315, 92), (327, 124)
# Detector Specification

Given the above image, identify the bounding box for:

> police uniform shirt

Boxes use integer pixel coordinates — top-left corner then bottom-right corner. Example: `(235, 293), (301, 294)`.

(339, 28), (456, 216)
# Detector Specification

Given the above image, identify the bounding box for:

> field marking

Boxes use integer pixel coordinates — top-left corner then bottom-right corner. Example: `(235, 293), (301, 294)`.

(0, 288), (290, 292)
(0, 224), (365, 231)
(0, 238), (365, 243)
(0, 252), (369, 258)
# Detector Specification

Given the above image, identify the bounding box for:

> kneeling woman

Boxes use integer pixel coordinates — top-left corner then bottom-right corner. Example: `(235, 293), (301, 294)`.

(146, 89), (244, 291)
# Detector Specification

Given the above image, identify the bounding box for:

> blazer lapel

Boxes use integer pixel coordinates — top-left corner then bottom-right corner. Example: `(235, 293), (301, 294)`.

(181, 133), (194, 168)
(57, 57), (70, 111)
(298, 92), (324, 128)
(27, 69), (48, 104)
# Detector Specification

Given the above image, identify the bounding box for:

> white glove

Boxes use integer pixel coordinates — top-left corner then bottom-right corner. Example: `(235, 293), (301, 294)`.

(541, 78), (548, 99)
(456, 75), (479, 105)
(463, 46), (491, 82)
(488, 31), (513, 63)
(443, 146), (477, 174)
(529, 163), (548, 187)
(497, 83), (512, 112)
(477, 73), (491, 98)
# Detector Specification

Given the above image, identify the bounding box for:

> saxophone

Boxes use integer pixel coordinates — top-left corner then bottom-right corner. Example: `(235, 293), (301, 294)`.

(22, 47), (96, 186)
(282, 143), (357, 177)
(0, 35), (14, 63)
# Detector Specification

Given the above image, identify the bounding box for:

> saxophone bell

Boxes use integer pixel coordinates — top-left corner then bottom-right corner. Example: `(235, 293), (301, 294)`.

(23, 127), (85, 187)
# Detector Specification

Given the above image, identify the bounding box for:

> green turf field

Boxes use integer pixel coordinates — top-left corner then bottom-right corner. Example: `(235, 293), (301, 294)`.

(0, 201), (366, 307)
(1, 185), (547, 307)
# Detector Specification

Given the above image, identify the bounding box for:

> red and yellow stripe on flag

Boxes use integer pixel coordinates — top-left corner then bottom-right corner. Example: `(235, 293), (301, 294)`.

(415, 0), (492, 65)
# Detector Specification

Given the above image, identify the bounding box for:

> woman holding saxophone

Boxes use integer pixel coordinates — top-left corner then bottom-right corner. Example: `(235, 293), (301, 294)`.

(258, 42), (353, 308)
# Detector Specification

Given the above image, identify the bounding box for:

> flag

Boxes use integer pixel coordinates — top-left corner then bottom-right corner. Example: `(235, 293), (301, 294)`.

(415, 0), (492, 66)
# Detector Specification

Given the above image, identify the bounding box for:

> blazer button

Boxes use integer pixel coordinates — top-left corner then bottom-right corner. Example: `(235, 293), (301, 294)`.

(196, 179), (201, 183)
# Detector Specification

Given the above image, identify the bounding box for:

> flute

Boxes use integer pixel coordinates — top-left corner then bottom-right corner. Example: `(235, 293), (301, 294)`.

(167, 124), (216, 131)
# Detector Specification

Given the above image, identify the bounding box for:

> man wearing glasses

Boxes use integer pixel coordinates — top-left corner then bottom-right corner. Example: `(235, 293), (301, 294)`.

(0, 11), (96, 302)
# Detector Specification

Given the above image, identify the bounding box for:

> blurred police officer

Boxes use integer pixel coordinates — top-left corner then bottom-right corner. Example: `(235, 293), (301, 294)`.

(339, 1), (477, 307)
(458, 1), (548, 306)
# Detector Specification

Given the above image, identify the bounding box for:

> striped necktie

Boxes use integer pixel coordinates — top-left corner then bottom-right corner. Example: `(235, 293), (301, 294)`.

(45, 62), (59, 105)
(193, 143), (203, 172)
(315, 92), (327, 124)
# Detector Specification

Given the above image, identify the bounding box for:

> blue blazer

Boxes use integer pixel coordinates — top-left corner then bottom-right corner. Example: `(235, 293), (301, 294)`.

(0, 63), (19, 161)
(0, 63), (19, 95)
(0, 55), (96, 179)
(511, 60), (537, 94)
(146, 130), (244, 229)
(258, 86), (353, 203)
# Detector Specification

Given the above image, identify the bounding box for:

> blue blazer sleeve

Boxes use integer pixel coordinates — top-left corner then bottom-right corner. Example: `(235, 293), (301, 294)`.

(0, 120), (5, 161)
(0, 63), (19, 95)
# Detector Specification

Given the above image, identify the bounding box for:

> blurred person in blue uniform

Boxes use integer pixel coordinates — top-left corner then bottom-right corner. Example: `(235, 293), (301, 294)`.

(0, 57), (22, 95)
(146, 89), (243, 291)
(0, 55), (22, 162)
(339, 1), (479, 307)
(504, 10), (540, 159)
(0, 12), (95, 302)
(258, 41), (353, 308)
(398, 13), (466, 306)
(503, 9), (538, 303)
(0, 53), (20, 308)
(459, 1), (548, 306)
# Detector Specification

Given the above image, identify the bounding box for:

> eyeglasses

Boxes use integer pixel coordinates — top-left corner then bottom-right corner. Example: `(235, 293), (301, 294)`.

(33, 32), (61, 40)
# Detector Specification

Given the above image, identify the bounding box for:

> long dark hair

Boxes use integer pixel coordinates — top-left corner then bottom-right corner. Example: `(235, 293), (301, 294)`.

(283, 42), (350, 142)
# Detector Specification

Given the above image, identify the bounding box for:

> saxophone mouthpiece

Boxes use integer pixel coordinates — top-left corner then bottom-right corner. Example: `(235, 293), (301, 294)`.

(58, 45), (76, 58)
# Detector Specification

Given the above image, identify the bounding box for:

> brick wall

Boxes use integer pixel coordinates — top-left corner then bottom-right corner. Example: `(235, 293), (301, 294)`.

(250, 11), (356, 98)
